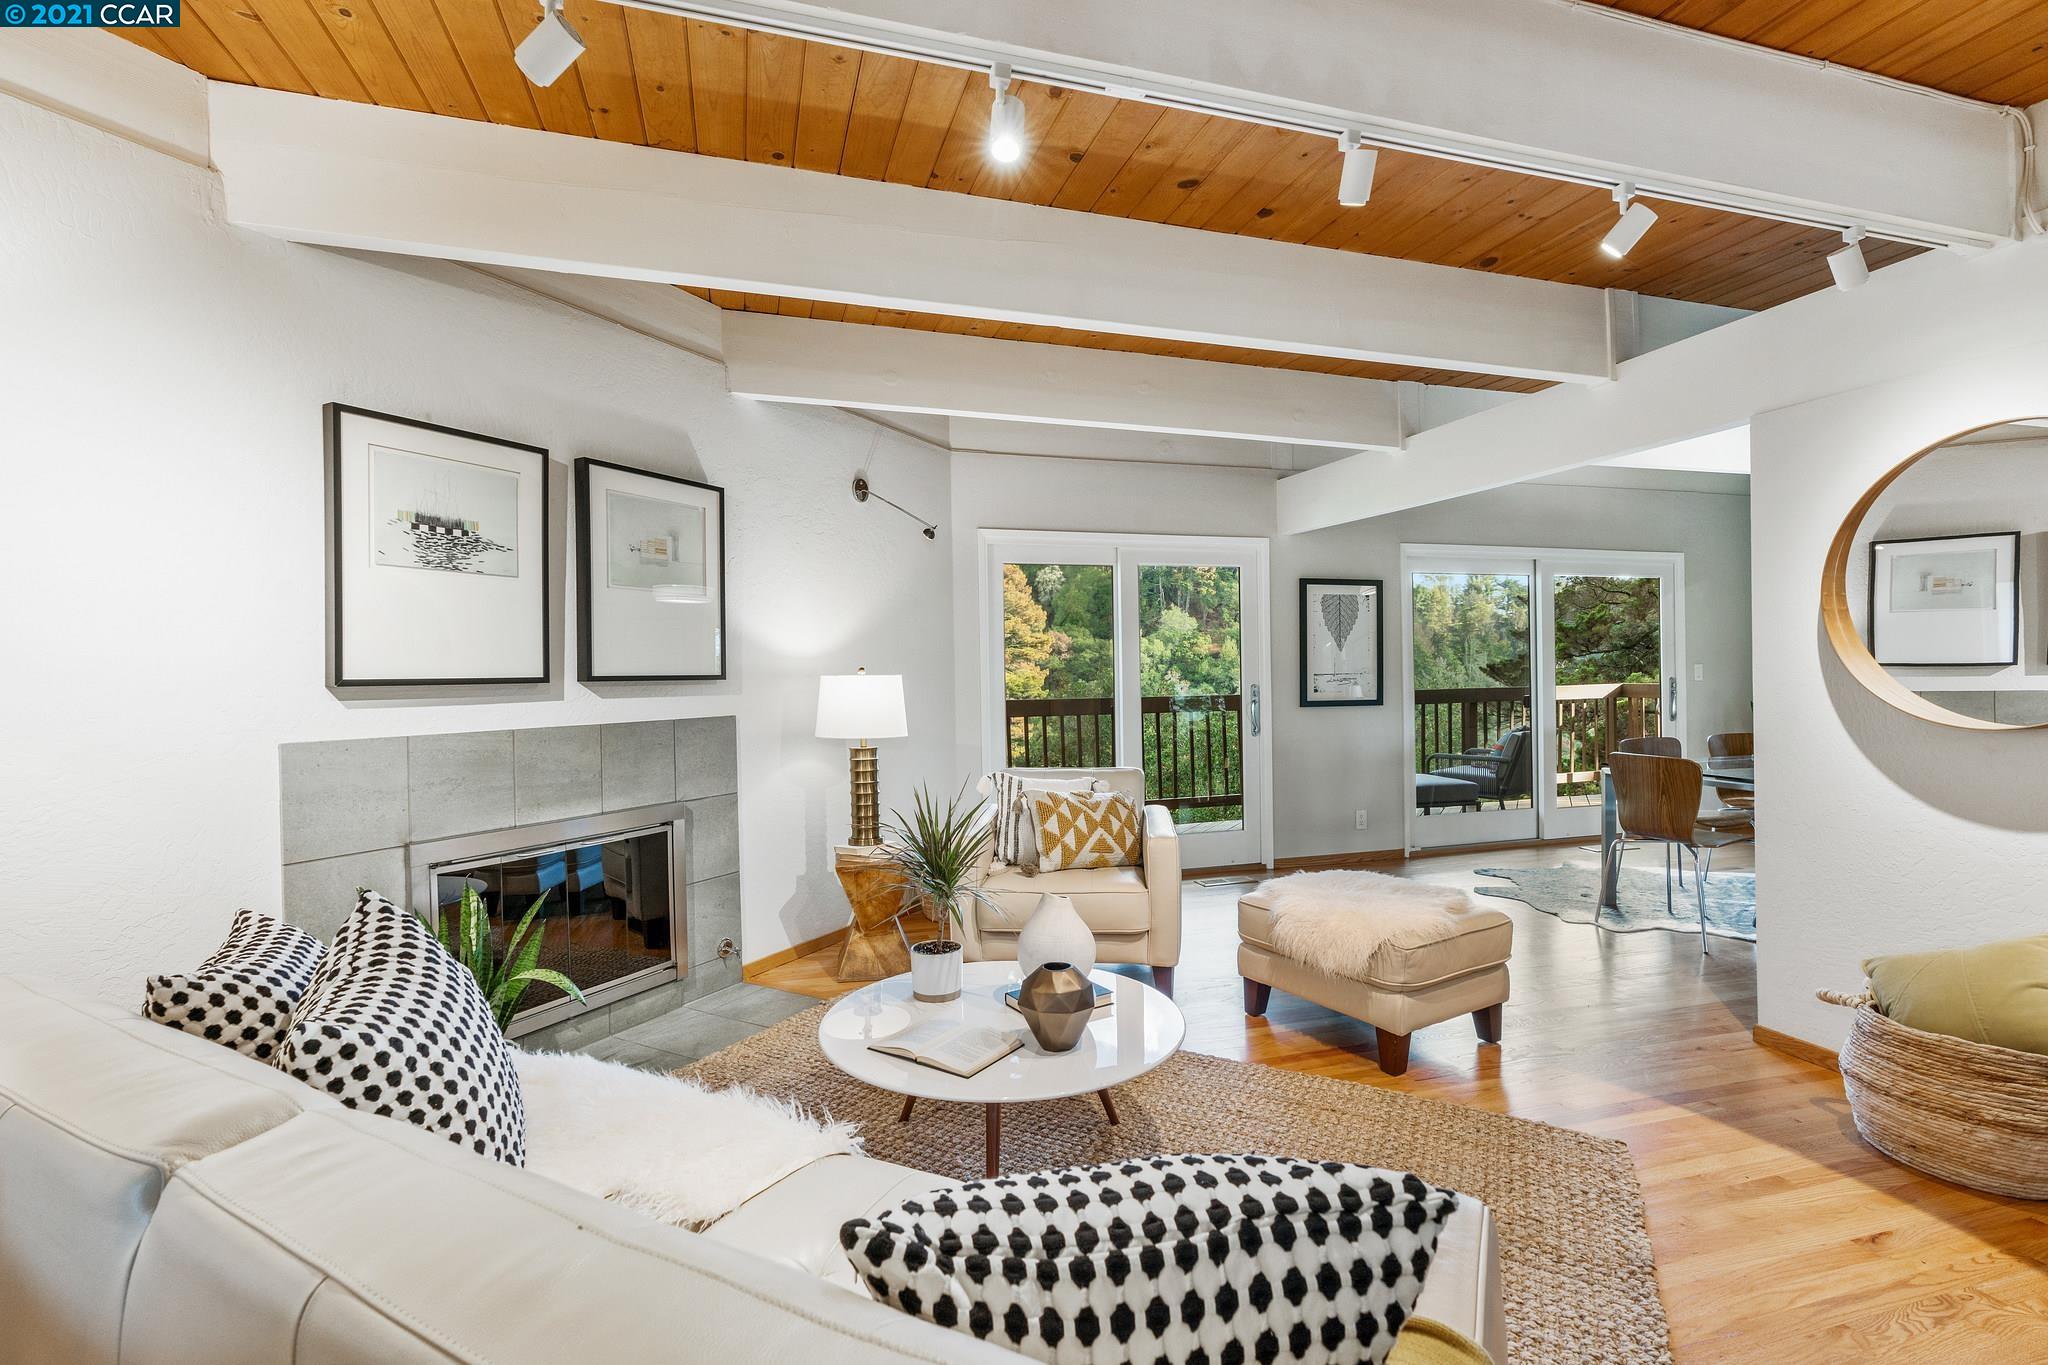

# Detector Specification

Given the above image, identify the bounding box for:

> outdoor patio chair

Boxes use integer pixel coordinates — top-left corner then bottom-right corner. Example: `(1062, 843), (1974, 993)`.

(1425, 726), (1534, 809)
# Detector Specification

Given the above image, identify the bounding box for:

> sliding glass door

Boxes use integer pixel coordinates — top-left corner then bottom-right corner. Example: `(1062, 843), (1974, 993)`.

(1539, 556), (1681, 838)
(1404, 546), (1683, 849)
(986, 533), (1270, 870)
(1407, 553), (1539, 848)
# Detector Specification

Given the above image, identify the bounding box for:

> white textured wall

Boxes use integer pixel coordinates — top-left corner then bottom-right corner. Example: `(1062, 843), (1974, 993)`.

(0, 95), (955, 994)
(1751, 345), (2048, 1051)
(947, 454), (1753, 864)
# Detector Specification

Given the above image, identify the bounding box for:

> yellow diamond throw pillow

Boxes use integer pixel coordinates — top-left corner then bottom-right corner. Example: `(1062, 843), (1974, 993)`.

(1032, 790), (1141, 872)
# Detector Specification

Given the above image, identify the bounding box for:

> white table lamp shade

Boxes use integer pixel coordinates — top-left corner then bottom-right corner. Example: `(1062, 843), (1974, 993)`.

(816, 673), (908, 740)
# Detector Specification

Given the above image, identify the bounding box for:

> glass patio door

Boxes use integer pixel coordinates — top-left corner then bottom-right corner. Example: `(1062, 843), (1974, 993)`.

(986, 533), (1270, 870)
(1538, 556), (1682, 838)
(1121, 551), (1262, 868)
(1406, 553), (1540, 849)
(1404, 546), (1683, 849)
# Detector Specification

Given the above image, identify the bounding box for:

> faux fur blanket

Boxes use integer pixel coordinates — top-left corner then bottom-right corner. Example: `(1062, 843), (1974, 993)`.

(1253, 870), (1475, 979)
(516, 1050), (860, 1229)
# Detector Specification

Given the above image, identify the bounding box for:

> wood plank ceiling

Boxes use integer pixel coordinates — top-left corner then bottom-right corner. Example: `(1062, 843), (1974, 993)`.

(1589, 0), (2048, 106)
(122, 1), (1954, 390)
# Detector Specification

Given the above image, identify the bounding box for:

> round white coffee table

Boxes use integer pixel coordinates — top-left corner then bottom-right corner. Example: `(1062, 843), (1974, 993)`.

(818, 961), (1185, 1177)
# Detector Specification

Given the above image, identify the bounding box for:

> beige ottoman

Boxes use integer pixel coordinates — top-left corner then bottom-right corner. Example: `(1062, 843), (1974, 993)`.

(1237, 888), (1513, 1076)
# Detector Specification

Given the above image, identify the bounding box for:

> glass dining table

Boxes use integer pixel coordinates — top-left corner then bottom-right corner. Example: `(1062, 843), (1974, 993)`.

(1598, 757), (1753, 911)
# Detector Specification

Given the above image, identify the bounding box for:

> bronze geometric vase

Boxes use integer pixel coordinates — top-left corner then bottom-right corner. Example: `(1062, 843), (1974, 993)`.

(1016, 962), (1094, 1052)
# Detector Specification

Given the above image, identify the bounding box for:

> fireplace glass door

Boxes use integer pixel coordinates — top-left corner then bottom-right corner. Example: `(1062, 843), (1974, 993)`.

(428, 824), (676, 1026)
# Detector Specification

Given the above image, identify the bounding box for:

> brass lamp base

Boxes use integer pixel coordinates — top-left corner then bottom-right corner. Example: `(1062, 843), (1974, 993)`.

(848, 743), (881, 847)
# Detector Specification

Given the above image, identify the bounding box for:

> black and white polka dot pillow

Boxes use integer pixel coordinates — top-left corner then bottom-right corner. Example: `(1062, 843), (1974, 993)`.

(142, 910), (326, 1062)
(275, 890), (526, 1166)
(841, 1153), (1457, 1365)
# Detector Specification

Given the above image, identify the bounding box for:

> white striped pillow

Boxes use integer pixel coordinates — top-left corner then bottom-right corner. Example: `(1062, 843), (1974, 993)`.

(982, 771), (1102, 867)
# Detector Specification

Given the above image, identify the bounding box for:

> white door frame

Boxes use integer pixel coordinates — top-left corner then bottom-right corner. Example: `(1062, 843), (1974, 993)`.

(1398, 543), (1686, 853)
(978, 529), (1274, 869)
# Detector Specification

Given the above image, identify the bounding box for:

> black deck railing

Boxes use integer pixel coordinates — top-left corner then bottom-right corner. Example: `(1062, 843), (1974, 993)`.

(1004, 694), (1243, 813)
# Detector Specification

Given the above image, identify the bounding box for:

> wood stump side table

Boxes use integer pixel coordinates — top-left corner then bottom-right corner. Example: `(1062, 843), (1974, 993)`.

(833, 844), (916, 981)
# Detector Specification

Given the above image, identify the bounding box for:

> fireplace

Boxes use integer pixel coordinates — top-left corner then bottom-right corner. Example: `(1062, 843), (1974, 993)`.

(407, 803), (692, 1038)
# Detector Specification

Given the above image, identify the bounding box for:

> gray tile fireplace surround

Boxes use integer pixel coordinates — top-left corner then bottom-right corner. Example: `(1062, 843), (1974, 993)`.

(279, 717), (742, 1050)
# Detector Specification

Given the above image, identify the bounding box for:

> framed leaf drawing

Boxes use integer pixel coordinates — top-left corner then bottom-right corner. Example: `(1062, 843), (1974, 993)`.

(326, 404), (550, 686)
(1300, 578), (1383, 706)
(575, 458), (726, 682)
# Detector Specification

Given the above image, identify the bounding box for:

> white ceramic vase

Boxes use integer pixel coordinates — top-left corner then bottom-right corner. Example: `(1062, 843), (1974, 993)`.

(1016, 892), (1096, 979)
(910, 939), (963, 1003)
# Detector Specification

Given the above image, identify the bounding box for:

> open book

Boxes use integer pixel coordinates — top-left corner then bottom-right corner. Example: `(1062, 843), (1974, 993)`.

(867, 1022), (1024, 1078)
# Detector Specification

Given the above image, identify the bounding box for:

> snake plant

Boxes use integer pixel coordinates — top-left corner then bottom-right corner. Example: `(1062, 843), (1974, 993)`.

(436, 885), (587, 1031)
(881, 783), (995, 941)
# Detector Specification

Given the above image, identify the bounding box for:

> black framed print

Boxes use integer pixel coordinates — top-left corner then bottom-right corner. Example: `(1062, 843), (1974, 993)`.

(326, 404), (550, 687)
(1868, 530), (2019, 667)
(575, 458), (727, 682)
(1300, 578), (1384, 706)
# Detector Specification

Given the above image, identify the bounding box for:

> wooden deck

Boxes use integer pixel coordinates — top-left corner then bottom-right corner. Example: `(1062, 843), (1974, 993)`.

(756, 840), (2048, 1362)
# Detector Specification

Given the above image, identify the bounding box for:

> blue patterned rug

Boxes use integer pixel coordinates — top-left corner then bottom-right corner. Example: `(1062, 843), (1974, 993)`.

(1474, 864), (1756, 943)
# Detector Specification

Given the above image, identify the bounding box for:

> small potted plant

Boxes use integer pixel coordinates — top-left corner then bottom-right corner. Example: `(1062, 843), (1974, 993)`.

(881, 784), (994, 1003)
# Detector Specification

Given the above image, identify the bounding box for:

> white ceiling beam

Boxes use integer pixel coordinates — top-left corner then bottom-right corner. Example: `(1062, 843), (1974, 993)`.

(207, 84), (1613, 386)
(643, 0), (2017, 249)
(2030, 99), (2048, 223)
(723, 312), (1404, 448)
(0, 28), (206, 166)
(1276, 236), (2048, 532)
(948, 419), (1308, 472)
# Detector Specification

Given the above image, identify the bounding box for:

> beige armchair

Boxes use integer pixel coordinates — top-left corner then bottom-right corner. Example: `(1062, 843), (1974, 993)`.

(963, 766), (1182, 995)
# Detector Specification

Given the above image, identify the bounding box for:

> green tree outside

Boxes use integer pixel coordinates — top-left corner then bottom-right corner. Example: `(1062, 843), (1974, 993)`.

(1001, 562), (1244, 825)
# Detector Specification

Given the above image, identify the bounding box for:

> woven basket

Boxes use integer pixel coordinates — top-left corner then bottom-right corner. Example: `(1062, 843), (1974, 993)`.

(1821, 990), (2048, 1199)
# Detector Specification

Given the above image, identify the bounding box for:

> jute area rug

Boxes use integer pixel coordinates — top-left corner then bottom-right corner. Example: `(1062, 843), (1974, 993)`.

(682, 1007), (1672, 1364)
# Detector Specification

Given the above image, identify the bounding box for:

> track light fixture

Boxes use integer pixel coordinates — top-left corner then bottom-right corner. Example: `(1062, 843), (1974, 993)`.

(1828, 227), (1870, 291)
(1336, 130), (1377, 208)
(1599, 183), (1658, 259)
(987, 63), (1027, 165)
(515, 0), (585, 88)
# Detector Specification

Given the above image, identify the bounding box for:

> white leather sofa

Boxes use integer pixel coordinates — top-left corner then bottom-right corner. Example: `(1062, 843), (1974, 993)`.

(964, 767), (1183, 994)
(0, 975), (1506, 1363)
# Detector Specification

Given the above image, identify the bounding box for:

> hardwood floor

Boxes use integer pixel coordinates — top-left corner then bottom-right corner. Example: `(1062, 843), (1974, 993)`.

(756, 841), (2048, 1362)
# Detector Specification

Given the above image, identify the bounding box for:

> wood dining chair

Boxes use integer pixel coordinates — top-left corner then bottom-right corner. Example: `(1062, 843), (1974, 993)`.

(1705, 732), (1756, 821)
(1606, 752), (1751, 956)
(1613, 735), (1685, 883)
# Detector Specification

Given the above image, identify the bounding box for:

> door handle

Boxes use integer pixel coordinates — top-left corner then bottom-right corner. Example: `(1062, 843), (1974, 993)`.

(1667, 676), (1677, 722)
(1250, 684), (1262, 737)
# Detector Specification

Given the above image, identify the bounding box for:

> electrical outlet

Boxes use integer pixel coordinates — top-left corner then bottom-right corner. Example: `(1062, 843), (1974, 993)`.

(1355, 809), (1369, 831)
(1693, 663), (1704, 681)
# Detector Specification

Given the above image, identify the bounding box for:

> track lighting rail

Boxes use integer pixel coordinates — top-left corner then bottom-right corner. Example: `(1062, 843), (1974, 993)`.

(607, 0), (2012, 254)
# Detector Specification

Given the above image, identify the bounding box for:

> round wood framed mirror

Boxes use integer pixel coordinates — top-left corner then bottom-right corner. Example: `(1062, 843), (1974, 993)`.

(1823, 419), (2048, 730)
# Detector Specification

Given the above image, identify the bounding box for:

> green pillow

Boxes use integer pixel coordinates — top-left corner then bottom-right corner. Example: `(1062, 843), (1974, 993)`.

(1864, 935), (2048, 1055)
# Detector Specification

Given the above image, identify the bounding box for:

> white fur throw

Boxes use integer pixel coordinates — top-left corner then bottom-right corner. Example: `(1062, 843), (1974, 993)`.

(1253, 870), (1475, 979)
(515, 1050), (860, 1229)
